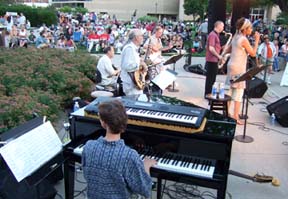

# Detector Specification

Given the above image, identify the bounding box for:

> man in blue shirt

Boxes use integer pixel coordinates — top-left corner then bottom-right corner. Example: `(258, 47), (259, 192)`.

(82, 100), (156, 198)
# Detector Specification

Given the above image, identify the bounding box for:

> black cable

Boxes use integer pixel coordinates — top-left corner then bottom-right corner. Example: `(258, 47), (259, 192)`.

(161, 182), (217, 199)
(74, 187), (87, 198)
(55, 192), (64, 199)
(248, 121), (288, 136)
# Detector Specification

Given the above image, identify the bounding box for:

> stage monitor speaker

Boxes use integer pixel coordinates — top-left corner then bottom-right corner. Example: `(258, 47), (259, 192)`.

(183, 64), (206, 76)
(266, 96), (288, 127)
(246, 77), (267, 98)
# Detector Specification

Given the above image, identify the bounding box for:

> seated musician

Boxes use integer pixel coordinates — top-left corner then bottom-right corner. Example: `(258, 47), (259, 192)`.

(96, 46), (120, 89)
(82, 100), (156, 199)
(120, 29), (147, 96)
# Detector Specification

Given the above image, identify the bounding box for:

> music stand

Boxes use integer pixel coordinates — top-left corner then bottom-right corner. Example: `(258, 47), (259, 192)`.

(232, 65), (267, 143)
(163, 54), (183, 92)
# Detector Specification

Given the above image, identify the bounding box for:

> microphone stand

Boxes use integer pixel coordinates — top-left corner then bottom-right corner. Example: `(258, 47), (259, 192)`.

(232, 65), (267, 143)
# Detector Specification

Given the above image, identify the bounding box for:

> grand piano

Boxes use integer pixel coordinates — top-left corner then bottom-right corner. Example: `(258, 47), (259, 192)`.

(63, 95), (236, 199)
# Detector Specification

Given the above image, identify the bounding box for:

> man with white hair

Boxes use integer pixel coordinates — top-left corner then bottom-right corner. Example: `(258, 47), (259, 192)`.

(120, 29), (147, 96)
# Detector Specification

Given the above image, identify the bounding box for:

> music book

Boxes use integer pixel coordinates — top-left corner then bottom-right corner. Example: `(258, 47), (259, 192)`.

(0, 121), (62, 182)
(152, 69), (177, 90)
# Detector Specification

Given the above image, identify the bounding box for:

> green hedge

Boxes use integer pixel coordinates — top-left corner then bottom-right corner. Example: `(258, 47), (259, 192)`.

(0, 48), (98, 134)
(0, 4), (57, 27)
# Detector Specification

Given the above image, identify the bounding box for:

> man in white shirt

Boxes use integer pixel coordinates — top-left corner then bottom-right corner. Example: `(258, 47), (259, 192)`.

(120, 29), (146, 96)
(97, 46), (120, 88)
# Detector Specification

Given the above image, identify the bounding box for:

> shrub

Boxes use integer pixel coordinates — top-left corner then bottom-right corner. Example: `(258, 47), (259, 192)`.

(0, 48), (97, 134)
(138, 15), (158, 23)
(0, 4), (57, 27)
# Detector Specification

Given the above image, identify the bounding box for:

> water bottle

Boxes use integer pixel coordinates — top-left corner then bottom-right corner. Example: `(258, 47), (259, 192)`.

(212, 83), (218, 98)
(219, 83), (225, 99)
(271, 113), (276, 126)
(73, 101), (80, 112)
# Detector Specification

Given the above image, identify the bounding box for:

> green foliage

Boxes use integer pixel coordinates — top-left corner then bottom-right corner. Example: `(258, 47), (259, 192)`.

(276, 11), (288, 25)
(0, 4), (57, 27)
(58, 6), (72, 14)
(0, 48), (97, 134)
(58, 6), (88, 15)
(74, 7), (88, 15)
(137, 15), (158, 23)
(183, 0), (208, 20)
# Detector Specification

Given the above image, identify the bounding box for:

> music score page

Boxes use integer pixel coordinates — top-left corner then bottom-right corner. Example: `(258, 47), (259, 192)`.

(0, 121), (62, 182)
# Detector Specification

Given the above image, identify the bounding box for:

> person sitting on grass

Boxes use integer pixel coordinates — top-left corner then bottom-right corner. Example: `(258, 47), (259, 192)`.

(35, 31), (49, 49)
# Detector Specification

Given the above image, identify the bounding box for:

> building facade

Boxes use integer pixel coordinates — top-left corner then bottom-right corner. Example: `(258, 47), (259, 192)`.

(19, 0), (281, 23)
(84, 0), (180, 21)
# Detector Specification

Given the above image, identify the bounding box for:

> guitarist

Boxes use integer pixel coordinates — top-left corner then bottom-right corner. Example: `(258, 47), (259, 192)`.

(120, 29), (147, 96)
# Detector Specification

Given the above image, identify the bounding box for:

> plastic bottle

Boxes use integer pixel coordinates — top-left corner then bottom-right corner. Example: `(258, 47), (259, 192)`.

(219, 83), (225, 99)
(271, 113), (276, 126)
(212, 83), (218, 98)
(73, 101), (80, 112)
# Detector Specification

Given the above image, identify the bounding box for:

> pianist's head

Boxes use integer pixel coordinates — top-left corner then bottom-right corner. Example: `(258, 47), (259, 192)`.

(98, 100), (128, 134)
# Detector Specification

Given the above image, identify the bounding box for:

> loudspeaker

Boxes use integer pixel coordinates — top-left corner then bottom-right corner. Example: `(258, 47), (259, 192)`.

(183, 64), (206, 75)
(246, 77), (267, 98)
(267, 96), (288, 127)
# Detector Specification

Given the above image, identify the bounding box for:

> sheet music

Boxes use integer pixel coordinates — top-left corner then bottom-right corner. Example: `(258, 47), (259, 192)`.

(280, 63), (288, 87)
(0, 121), (62, 182)
(152, 69), (177, 90)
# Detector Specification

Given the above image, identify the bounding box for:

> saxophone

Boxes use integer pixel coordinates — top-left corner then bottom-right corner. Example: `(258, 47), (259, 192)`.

(218, 31), (232, 69)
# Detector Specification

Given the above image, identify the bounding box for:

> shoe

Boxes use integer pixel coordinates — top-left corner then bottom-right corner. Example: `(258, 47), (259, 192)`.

(236, 120), (244, 125)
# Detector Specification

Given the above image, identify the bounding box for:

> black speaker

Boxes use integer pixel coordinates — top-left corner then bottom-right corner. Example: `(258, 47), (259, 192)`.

(267, 96), (288, 127)
(183, 64), (206, 75)
(246, 77), (267, 98)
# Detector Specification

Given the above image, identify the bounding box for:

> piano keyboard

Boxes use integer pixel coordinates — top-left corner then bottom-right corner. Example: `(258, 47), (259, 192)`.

(73, 144), (215, 179)
(126, 107), (198, 126)
(139, 151), (215, 179)
(84, 97), (207, 129)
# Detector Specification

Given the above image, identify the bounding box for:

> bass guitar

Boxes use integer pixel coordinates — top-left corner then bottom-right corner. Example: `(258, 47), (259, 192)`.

(229, 170), (280, 186)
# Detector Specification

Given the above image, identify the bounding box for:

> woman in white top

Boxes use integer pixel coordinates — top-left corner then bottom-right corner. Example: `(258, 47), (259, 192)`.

(18, 25), (28, 48)
(223, 18), (260, 125)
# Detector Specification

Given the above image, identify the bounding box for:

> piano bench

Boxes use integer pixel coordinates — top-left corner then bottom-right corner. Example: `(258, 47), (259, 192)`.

(91, 90), (114, 98)
(206, 94), (232, 117)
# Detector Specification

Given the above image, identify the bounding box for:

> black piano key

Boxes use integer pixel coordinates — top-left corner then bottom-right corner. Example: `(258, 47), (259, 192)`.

(186, 157), (194, 168)
(183, 157), (190, 167)
(180, 156), (186, 167)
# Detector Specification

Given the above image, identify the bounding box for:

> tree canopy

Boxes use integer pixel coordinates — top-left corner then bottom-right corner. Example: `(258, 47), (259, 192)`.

(184, 0), (287, 17)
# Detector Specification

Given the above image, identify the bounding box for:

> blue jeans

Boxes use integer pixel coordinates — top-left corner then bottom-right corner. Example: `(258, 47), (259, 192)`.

(273, 57), (279, 71)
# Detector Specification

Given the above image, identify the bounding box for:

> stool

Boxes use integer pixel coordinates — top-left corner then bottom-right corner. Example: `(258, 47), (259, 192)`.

(205, 94), (232, 117)
(91, 90), (113, 98)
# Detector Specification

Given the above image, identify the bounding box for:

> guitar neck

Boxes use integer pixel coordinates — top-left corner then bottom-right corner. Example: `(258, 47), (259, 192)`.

(229, 170), (255, 181)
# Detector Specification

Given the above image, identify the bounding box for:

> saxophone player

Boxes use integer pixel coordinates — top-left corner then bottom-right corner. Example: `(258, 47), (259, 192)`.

(143, 26), (173, 94)
(204, 21), (224, 97)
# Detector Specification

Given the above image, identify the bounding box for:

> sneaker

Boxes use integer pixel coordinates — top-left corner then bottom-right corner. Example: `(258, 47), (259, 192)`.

(267, 80), (272, 85)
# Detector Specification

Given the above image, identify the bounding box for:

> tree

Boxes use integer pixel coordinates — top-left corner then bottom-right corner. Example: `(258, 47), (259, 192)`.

(183, 0), (208, 20)
(251, 0), (288, 12)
